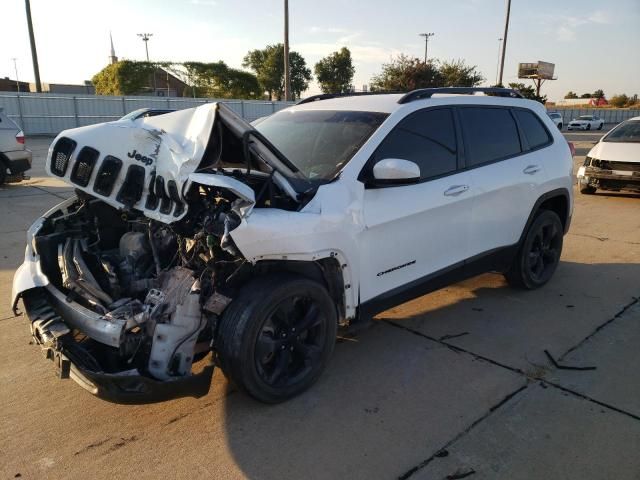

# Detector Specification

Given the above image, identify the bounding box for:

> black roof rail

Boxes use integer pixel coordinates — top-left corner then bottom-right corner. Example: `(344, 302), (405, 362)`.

(397, 87), (523, 104)
(297, 91), (403, 105)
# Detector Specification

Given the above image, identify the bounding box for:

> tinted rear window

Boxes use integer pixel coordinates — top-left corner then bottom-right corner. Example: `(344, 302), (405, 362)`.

(460, 108), (521, 167)
(0, 113), (19, 130)
(514, 110), (551, 149)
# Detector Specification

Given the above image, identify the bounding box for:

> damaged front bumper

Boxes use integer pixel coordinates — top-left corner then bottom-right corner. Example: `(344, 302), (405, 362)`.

(577, 165), (640, 192)
(21, 288), (214, 403)
(12, 200), (214, 402)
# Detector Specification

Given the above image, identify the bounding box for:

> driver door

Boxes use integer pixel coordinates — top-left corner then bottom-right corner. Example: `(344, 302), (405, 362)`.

(357, 107), (473, 305)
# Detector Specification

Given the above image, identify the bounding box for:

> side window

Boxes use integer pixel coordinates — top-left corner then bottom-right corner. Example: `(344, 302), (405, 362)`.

(371, 108), (457, 180)
(513, 109), (551, 149)
(459, 107), (521, 167)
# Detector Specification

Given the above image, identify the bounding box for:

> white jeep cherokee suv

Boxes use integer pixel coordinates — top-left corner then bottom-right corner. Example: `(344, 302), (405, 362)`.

(12, 88), (573, 403)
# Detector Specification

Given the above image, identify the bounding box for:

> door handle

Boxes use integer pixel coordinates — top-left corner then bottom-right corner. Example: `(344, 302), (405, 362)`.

(523, 165), (541, 175)
(444, 185), (469, 197)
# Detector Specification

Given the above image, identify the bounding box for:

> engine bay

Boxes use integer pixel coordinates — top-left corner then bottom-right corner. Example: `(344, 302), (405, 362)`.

(32, 171), (294, 382)
(28, 101), (308, 385)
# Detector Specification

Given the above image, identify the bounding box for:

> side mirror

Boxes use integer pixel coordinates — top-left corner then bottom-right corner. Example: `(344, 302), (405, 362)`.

(370, 158), (420, 186)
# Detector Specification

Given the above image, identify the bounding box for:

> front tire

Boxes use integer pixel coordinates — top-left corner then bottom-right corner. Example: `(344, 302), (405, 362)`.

(217, 274), (337, 403)
(580, 185), (597, 194)
(558, 123), (563, 130)
(505, 210), (564, 289)
(598, 123), (603, 130)
(586, 124), (591, 131)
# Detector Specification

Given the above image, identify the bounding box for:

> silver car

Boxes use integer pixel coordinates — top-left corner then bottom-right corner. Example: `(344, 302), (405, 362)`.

(0, 108), (32, 185)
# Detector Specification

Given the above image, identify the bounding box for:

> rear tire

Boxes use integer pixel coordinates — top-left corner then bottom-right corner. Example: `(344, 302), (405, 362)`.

(216, 274), (337, 403)
(0, 159), (7, 186)
(580, 185), (597, 194)
(587, 124), (591, 131)
(597, 123), (603, 130)
(558, 123), (563, 130)
(505, 210), (563, 289)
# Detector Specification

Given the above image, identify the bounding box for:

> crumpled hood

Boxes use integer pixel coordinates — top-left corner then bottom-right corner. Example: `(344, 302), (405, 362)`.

(588, 141), (640, 163)
(46, 103), (220, 223)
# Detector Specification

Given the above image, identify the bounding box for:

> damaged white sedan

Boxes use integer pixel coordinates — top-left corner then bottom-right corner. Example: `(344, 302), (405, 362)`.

(12, 88), (573, 403)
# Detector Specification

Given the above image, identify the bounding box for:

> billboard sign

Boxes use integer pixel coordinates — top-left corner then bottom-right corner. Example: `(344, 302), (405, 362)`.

(518, 61), (555, 79)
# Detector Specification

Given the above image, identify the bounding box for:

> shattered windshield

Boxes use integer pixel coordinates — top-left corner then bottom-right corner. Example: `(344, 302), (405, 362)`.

(255, 109), (388, 181)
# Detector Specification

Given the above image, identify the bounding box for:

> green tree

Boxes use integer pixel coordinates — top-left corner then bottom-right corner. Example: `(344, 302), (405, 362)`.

(243, 44), (312, 100)
(226, 69), (261, 99)
(314, 47), (355, 94)
(508, 82), (547, 104)
(564, 91), (578, 99)
(580, 93), (592, 99)
(592, 89), (605, 99)
(370, 55), (443, 91)
(182, 61), (260, 99)
(609, 94), (629, 108)
(438, 59), (484, 87)
(92, 61), (156, 95)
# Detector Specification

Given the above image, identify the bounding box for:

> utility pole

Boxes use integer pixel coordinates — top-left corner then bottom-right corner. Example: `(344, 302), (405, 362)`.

(419, 33), (435, 64)
(137, 33), (155, 94)
(495, 38), (503, 85)
(137, 33), (153, 61)
(25, 0), (42, 92)
(12, 58), (20, 92)
(283, 0), (291, 101)
(497, 0), (511, 86)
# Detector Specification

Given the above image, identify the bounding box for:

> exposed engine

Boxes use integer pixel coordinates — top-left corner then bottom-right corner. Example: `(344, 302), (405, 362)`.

(32, 178), (283, 382)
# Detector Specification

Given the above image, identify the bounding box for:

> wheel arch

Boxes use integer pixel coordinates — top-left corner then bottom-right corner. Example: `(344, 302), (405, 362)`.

(519, 188), (571, 245)
(250, 257), (349, 324)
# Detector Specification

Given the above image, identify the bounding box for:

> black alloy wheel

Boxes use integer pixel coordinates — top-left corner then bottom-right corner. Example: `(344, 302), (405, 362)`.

(505, 210), (564, 289)
(217, 274), (337, 403)
(255, 296), (327, 388)
(525, 218), (562, 284)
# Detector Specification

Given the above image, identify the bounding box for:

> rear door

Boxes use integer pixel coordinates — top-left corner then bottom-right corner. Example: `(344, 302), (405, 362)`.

(459, 106), (547, 257)
(358, 107), (473, 303)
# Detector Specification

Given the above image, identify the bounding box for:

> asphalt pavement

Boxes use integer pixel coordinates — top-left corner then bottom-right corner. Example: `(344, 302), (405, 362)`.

(0, 132), (639, 480)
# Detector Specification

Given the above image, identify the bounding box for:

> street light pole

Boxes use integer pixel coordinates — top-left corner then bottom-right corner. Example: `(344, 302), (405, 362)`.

(25, 0), (42, 92)
(498, 0), (511, 86)
(137, 33), (155, 94)
(283, 0), (291, 101)
(12, 58), (20, 92)
(495, 38), (503, 85)
(137, 33), (153, 61)
(418, 33), (435, 64)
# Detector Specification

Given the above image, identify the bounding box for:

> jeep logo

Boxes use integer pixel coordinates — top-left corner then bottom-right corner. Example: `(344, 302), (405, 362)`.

(127, 150), (153, 166)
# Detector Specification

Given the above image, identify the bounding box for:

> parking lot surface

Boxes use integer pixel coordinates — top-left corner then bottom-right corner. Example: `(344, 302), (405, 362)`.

(1, 132), (639, 479)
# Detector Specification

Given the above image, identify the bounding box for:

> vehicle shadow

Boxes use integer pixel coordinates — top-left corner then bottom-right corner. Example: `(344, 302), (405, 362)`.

(591, 191), (640, 200)
(219, 260), (640, 480)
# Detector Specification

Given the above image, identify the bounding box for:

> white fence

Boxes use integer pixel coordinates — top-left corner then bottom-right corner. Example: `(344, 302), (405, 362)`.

(1, 91), (639, 136)
(550, 107), (640, 125)
(0, 92), (294, 135)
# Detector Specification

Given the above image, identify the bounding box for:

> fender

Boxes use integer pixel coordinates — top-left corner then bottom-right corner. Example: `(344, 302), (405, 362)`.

(518, 187), (572, 245)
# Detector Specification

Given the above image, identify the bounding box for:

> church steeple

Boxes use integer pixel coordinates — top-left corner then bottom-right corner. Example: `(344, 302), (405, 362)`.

(109, 32), (118, 64)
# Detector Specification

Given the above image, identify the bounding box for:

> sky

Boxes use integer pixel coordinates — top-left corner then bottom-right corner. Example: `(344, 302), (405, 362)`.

(2, 0), (639, 102)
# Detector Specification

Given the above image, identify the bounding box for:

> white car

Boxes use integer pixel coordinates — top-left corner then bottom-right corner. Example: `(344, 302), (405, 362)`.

(0, 108), (32, 185)
(12, 87), (573, 403)
(577, 116), (640, 194)
(548, 112), (563, 130)
(567, 115), (604, 131)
